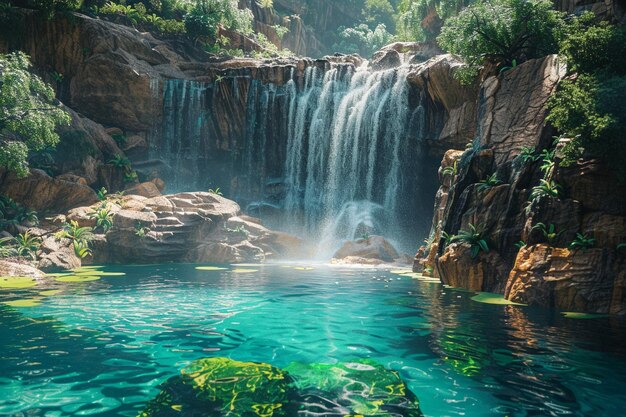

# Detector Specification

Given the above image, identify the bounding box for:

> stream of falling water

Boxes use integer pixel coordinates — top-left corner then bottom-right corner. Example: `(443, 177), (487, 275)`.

(283, 64), (423, 257)
(153, 62), (428, 256)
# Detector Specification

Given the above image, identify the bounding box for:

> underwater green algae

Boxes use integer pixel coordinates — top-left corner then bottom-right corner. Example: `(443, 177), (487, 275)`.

(138, 357), (293, 417)
(139, 357), (424, 417)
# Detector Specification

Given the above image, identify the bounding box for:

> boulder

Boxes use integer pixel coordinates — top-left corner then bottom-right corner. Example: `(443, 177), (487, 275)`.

(333, 235), (399, 263)
(369, 48), (401, 71)
(38, 236), (82, 271)
(125, 182), (162, 198)
(0, 260), (45, 278)
(0, 169), (98, 214)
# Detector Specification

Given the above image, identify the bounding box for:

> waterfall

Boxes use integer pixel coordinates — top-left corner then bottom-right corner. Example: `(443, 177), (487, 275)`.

(154, 61), (431, 256)
(283, 64), (425, 256)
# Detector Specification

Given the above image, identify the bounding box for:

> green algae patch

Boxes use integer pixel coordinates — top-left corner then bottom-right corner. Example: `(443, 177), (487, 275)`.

(471, 292), (526, 306)
(75, 271), (126, 276)
(391, 269), (412, 274)
(44, 272), (73, 277)
(231, 269), (258, 273)
(195, 266), (228, 271)
(561, 312), (609, 319)
(39, 289), (62, 296)
(55, 275), (101, 283)
(0, 276), (37, 289)
(138, 357), (294, 417)
(286, 359), (424, 417)
(3, 298), (42, 307)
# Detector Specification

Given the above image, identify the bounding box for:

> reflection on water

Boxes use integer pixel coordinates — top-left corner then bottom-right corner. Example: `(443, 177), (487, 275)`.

(0, 264), (626, 417)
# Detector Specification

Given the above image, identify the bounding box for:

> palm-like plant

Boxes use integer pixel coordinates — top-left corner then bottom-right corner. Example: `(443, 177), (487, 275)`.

(569, 233), (596, 251)
(514, 240), (527, 249)
(73, 239), (93, 258)
(89, 207), (114, 233)
(208, 187), (223, 196)
(532, 222), (562, 245)
(109, 154), (131, 169)
(529, 179), (561, 201)
(539, 149), (556, 175)
(56, 221), (95, 258)
(441, 231), (454, 248)
(450, 223), (489, 259)
(442, 161), (458, 180)
(477, 173), (502, 192)
(14, 231), (41, 260)
(519, 146), (539, 163)
(97, 187), (108, 201)
(0, 236), (17, 258)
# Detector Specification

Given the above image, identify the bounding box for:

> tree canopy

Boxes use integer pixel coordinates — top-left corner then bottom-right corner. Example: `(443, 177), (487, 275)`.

(0, 52), (70, 177)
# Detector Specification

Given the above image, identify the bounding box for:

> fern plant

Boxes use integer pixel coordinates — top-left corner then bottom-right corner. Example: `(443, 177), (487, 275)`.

(450, 223), (489, 259)
(569, 233), (596, 251)
(477, 173), (502, 191)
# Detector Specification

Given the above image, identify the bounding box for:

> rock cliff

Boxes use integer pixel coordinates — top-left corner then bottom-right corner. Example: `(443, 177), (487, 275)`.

(416, 55), (626, 315)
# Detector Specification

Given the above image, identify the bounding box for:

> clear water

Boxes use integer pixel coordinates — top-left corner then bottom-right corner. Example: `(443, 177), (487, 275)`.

(1, 264), (626, 417)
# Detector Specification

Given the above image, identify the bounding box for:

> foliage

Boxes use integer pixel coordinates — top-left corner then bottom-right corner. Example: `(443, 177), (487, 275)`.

(208, 187), (222, 196)
(395, 0), (471, 41)
(334, 23), (394, 57)
(514, 240), (526, 249)
(30, 0), (82, 19)
(529, 179), (560, 202)
(56, 220), (94, 258)
(124, 171), (139, 183)
(109, 154), (131, 169)
(14, 231), (41, 260)
(532, 222), (561, 245)
(559, 14), (626, 77)
(97, 187), (108, 201)
(362, 0), (396, 31)
(437, 0), (564, 83)
(450, 223), (489, 258)
(441, 161), (457, 180)
(0, 195), (38, 231)
(184, 0), (253, 39)
(519, 146), (539, 163)
(547, 16), (626, 181)
(89, 206), (114, 233)
(441, 231), (453, 248)
(539, 148), (555, 175)
(0, 52), (70, 177)
(135, 221), (149, 238)
(477, 173), (502, 191)
(257, 0), (273, 8)
(111, 133), (126, 147)
(569, 233), (595, 251)
(0, 235), (16, 258)
(547, 75), (626, 181)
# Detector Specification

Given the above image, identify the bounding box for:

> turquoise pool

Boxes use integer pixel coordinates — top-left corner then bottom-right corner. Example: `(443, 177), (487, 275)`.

(1, 264), (625, 416)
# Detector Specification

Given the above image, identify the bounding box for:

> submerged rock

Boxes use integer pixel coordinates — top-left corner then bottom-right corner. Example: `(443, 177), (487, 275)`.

(287, 359), (424, 417)
(139, 358), (424, 417)
(138, 358), (295, 417)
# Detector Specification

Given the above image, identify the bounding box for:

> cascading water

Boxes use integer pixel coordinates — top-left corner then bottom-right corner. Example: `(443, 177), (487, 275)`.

(282, 64), (426, 256)
(153, 61), (435, 257)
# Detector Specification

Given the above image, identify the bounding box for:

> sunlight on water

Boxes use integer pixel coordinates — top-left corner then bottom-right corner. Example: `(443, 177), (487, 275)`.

(1, 264), (626, 416)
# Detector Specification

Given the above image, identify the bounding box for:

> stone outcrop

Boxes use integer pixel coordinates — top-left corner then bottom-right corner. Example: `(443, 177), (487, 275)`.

(64, 192), (305, 265)
(418, 54), (626, 314)
(0, 169), (99, 213)
(0, 260), (45, 278)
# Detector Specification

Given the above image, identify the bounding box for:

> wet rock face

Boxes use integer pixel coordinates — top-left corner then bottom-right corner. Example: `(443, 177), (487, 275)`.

(506, 244), (626, 315)
(139, 357), (424, 417)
